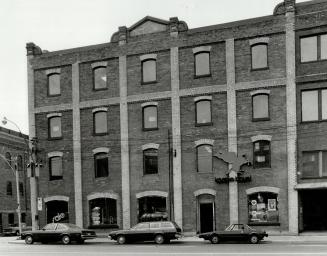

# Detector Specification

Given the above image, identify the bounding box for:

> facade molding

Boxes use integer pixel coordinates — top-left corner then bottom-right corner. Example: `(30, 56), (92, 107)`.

(140, 53), (157, 61)
(194, 95), (212, 102)
(250, 89), (271, 96)
(45, 68), (61, 75)
(47, 151), (63, 158)
(87, 191), (119, 201)
(235, 78), (286, 91)
(194, 188), (216, 197)
(91, 61), (108, 69)
(192, 46), (212, 54)
(249, 37), (270, 46)
(92, 147), (110, 154)
(295, 183), (327, 190)
(34, 104), (73, 114)
(142, 143), (160, 151)
(251, 135), (272, 142)
(44, 195), (69, 203)
(136, 190), (168, 199)
(141, 102), (158, 108)
(194, 139), (214, 147)
(46, 112), (62, 118)
(92, 107), (108, 113)
(246, 186), (280, 195)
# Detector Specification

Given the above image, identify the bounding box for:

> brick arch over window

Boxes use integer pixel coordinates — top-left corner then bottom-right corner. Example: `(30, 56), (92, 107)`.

(92, 147), (110, 154)
(246, 186), (280, 195)
(87, 191), (119, 201)
(44, 195), (69, 203)
(250, 89), (271, 97)
(91, 61), (108, 69)
(142, 143), (160, 151)
(192, 46), (212, 54)
(141, 102), (158, 108)
(47, 151), (63, 158)
(249, 37), (270, 46)
(46, 112), (62, 118)
(140, 53), (157, 61)
(45, 68), (61, 75)
(136, 190), (168, 199)
(194, 139), (214, 147)
(251, 135), (272, 142)
(193, 188), (216, 197)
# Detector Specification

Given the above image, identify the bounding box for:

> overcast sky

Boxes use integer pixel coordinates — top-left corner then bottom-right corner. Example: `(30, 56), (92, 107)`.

(0, 0), (307, 134)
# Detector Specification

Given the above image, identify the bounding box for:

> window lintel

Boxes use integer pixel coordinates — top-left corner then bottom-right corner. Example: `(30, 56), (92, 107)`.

(192, 46), (212, 54)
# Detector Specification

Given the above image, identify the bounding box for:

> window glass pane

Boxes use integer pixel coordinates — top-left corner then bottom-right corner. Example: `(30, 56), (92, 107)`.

(8, 213), (14, 225)
(197, 145), (212, 173)
(252, 44), (268, 69)
(301, 36), (318, 62)
(17, 155), (23, 171)
(94, 67), (107, 89)
(196, 101), (211, 124)
(143, 106), (157, 129)
(90, 198), (117, 225)
(142, 60), (156, 83)
(322, 90), (327, 120)
(19, 182), (24, 196)
(321, 34), (327, 60)
(253, 141), (270, 168)
(49, 117), (62, 138)
(253, 94), (269, 119)
(144, 149), (158, 174)
(302, 152), (319, 177)
(322, 152), (327, 177)
(302, 90), (318, 121)
(7, 182), (12, 195)
(94, 111), (107, 134)
(95, 153), (108, 178)
(195, 52), (210, 76)
(248, 192), (279, 223)
(50, 156), (63, 179)
(48, 74), (60, 95)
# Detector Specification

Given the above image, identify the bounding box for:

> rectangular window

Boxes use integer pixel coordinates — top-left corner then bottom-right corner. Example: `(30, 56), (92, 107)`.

(197, 145), (212, 173)
(143, 106), (158, 130)
(196, 100), (212, 125)
(302, 151), (327, 178)
(142, 59), (156, 83)
(253, 141), (271, 168)
(93, 67), (107, 90)
(49, 156), (63, 180)
(301, 89), (327, 122)
(300, 34), (327, 62)
(143, 149), (158, 174)
(251, 44), (268, 69)
(94, 111), (108, 134)
(6, 181), (12, 196)
(321, 34), (327, 60)
(195, 52), (210, 77)
(89, 198), (117, 226)
(49, 116), (62, 138)
(8, 213), (14, 225)
(252, 94), (269, 120)
(19, 182), (24, 196)
(95, 153), (109, 178)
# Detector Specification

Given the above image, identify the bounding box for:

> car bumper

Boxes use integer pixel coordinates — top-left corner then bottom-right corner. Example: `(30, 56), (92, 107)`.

(81, 235), (97, 240)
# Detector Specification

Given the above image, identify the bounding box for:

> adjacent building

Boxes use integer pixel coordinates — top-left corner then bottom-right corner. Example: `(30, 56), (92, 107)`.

(26, 0), (327, 235)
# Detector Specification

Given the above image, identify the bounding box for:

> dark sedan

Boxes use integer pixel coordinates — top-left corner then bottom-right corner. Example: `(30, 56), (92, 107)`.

(198, 224), (268, 244)
(108, 221), (182, 244)
(20, 223), (97, 245)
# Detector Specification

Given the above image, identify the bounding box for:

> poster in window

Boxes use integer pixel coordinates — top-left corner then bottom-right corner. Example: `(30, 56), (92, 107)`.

(268, 199), (276, 211)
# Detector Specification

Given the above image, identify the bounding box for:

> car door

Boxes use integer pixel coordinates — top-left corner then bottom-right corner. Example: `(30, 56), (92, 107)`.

(38, 223), (58, 242)
(130, 223), (150, 242)
(225, 224), (242, 241)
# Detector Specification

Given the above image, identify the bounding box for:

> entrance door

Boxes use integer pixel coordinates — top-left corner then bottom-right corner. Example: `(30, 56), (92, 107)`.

(301, 189), (327, 231)
(200, 203), (214, 233)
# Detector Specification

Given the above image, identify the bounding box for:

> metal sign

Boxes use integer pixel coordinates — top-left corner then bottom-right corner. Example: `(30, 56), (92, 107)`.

(37, 197), (42, 211)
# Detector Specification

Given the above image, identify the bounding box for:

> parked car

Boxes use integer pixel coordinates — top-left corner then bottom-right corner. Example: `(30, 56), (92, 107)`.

(20, 223), (97, 245)
(108, 221), (182, 244)
(198, 224), (268, 244)
(2, 224), (32, 236)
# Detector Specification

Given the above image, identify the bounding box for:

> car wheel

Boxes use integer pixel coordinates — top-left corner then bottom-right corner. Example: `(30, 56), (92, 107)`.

(154, 234), (165, 245)
(210, 235), (220, 244)
(61, 235), (71, 245)
(117, 235), (126, 245)
(25, 235), (34, 245)
(250, 235), (259, 244)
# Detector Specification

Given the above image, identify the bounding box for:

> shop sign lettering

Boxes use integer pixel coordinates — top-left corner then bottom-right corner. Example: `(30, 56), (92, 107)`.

(215, 176), (252, 184)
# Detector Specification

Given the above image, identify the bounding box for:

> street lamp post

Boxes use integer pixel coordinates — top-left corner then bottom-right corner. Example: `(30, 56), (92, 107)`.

(2, 117), (41, 231)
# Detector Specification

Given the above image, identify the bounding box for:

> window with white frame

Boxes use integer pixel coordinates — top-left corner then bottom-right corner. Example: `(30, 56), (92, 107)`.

(301, 89), (327, 122)
(300, 34), (327, 62)
(302, 151), (327, 178)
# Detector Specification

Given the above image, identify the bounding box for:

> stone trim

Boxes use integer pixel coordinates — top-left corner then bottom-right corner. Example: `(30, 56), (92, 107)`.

(136, 191), (168, 199)
(246, 186), (280, 195)
(92, 107), (108, 113)
(235, 78), (286, 91)
(47, 151), (63, 158)
(46, 112), (62, 118)
(92, 147), (110, 154)
(250, 89), (271, 96)
(251, 135), (272, 142)
(44, 195), (69, 203)
(194, 95), (212, 102)
(142, 143), (160, 151)
(141, 102), (158, 108)
(295, 182), (327, 190)
(91, 61), (108, 69)
(45, 68), (61, 75)
(194, 188), (216, 197)
(249, 37), (270, 46)
(192, 46), (212, 54)
(140, 53), (157, 61)
(194, 139), (214, 147)
(87, 192), (119, 201)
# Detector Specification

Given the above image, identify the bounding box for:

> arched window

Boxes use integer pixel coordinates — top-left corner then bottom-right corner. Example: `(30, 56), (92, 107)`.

(197, 144), (212, 173)
(6, 181), (12, 196)
(143, 148), (158, 175)
(94, 152), (109, 178)
(49, 156), (63, 180)
(89, 198), (117, 227)
(252, 94), (269, 120)
(48, 116), (62, 138)
(143, 105), (158, 130)
(5, 152), (11, 166)
(253, 140), (271, 168)
(48, 73), (60, 96)
(93, 67), (107, 90)
(142, 59), (156, 83)
(195, 100), (212, 125)
(251, 43), (268, 70)
(194, 52), (210, 77)
(93, 111), (108, 135)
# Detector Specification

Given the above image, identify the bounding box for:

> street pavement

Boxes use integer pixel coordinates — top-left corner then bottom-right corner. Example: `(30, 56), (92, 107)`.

(1, 235), (327, 256)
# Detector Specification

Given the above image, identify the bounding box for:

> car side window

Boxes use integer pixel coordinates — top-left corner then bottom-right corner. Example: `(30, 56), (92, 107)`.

(56, 224), (68, 231)
(161, 222), (174, 228)
(150, 223), (160, 229)
(134, 223), (150, 230)
(43, 223), (57, 231)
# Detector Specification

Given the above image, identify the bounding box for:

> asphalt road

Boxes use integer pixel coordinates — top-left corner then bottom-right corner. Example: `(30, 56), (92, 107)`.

(1, 237), (327, 256)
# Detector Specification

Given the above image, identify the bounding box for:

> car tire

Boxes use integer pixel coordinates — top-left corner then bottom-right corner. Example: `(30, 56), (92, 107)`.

(210, 235), (220, 244)
(61, 235), (71, 245)
(154, 234), (165, 245)
(250, 235), (259, 244)
(117, 235), (126, 245)
(25, 235), (34, 245)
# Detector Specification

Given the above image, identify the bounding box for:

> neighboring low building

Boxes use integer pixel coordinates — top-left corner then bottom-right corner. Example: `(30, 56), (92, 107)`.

(0, 127), (30, 233)
(26, 0), (327, 235)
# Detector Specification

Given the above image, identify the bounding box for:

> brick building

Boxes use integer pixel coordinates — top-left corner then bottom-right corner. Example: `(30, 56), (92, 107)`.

(26, 0), (327, 234)
(0, 127), (30, 233)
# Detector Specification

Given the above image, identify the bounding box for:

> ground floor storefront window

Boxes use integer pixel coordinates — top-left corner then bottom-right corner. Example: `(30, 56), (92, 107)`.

(46, 200), (69, 223)
(248, 192), (279, 224)
(89, 198), (117, 228)
(138, 196), (167, 222)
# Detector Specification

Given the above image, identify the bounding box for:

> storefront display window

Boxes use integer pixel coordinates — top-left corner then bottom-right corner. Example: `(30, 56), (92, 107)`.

(138, 196), (167, 222)
(89, 198), (117, 228)
(248, 192), (279, 224)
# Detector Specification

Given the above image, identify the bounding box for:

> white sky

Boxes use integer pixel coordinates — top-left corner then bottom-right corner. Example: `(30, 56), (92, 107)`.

(0, 0), (307, 134)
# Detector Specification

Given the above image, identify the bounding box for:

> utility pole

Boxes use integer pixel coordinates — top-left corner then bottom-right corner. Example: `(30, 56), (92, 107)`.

(168, 129), (174, 221)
